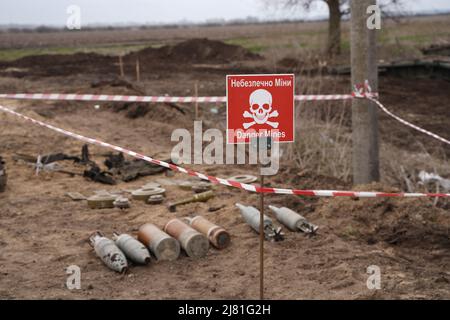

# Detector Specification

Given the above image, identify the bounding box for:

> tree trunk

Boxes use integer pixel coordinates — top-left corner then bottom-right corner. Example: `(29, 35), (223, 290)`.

(326, 0), (342, 56)
(350, 0), (380, 185)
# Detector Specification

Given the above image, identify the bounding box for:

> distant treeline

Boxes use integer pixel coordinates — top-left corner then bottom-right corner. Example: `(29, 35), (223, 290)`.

(1, 11), (449, 34)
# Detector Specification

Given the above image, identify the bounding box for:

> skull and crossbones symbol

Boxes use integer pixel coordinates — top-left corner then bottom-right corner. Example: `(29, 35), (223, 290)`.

(243, 89), (279, 129)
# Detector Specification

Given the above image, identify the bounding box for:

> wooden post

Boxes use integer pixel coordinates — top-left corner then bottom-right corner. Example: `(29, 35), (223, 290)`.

(136, 58), (141, 82)
(118, 55), (124, 78)
(350, 0), (380, 185)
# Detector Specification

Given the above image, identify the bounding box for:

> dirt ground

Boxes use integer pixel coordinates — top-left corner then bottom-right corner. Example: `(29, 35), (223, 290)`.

(0, 38), (449, 300)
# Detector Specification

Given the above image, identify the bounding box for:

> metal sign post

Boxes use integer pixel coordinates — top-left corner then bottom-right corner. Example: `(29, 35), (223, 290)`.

(255, 136), (271, 300)
(259, 172), (264, 300)
(226, 74), (294, 300)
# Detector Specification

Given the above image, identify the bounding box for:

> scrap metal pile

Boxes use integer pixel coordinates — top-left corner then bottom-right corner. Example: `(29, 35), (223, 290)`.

(12, 144), (172, 185)
(90, 216), (230, 273)
(3, 146), (319, 274)
(83, 181), (318, 273)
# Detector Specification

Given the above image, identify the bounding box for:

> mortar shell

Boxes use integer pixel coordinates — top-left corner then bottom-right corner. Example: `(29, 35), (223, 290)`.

(114, 233), (151, 265)
(189, 216), (230, 249)
(235, 203), (272, 233)
(164, 218), (209, 258)
(138, 223), (180, 261)
(91, 235), (128, 273)
(268, 205), (305, 231)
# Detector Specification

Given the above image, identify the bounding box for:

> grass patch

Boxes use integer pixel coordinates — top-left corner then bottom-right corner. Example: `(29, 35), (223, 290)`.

(225, 38), (267, 53)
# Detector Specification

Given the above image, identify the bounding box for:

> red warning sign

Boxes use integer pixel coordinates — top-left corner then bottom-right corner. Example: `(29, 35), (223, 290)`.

(226, 74), (295, 144)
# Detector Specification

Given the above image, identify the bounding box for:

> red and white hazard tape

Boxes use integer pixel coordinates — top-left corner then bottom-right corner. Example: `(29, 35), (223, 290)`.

(368, 97), (450, 146)
(0, 104), (448, 198)
(0, 92), (377, 103)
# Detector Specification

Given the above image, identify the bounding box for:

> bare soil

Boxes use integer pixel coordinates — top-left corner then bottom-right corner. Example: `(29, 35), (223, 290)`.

(0, 38), (449, 300)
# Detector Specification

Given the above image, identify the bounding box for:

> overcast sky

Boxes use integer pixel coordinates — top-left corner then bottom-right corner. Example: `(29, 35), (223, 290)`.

(1, 0), (450, 26)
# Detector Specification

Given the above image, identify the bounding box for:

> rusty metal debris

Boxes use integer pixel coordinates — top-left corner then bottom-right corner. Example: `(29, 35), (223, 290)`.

(185, 216), (230, 249)
(89, 231), (128, 273)
(138, 223), (180, 261)
(112, 232), (151, 265)
(167, 190), (214, 212)
(104, 152), (170, 182)
(235, 203), (284, 242)
(164, 218), (209, 258)
(268, 205), (318, 234)
(0, 156), (6, 193)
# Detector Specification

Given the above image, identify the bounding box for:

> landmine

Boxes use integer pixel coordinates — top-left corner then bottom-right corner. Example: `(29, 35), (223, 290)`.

(138, 223), (180, 261)
(87, 193), (117, 209)
(131, 186), (165, 201)
(164, 218), (209, 258)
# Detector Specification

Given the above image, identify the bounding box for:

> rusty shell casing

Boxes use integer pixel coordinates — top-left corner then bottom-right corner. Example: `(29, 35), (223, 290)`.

(91, 234), (128, 273)
(138, 223), (180, 261)
(114, 233), (151, 265)
(164, 218), (209, 258)
(188, 216), (230, 249)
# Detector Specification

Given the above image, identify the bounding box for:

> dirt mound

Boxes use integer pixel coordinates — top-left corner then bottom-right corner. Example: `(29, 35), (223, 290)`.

(315, 183), (450, 250)
(0, 52), (114, 77)
(130, 38), (262, 64)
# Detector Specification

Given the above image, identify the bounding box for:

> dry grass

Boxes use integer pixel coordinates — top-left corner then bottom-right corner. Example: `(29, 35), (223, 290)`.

(283, 73), (450, 202)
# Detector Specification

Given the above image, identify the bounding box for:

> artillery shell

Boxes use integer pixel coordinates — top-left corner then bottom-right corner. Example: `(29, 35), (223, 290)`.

(164, 218), (209, 258)
(188, 216), (230, 249)
(89, 231), (128, 273)
(87, 194), (116, 209)
(269, 205), (318, 234)
(113, 233), (151, 265)
(138, 223), (180, 261)
(132, 187), (165, 201)
(235, 203), (272, 233)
